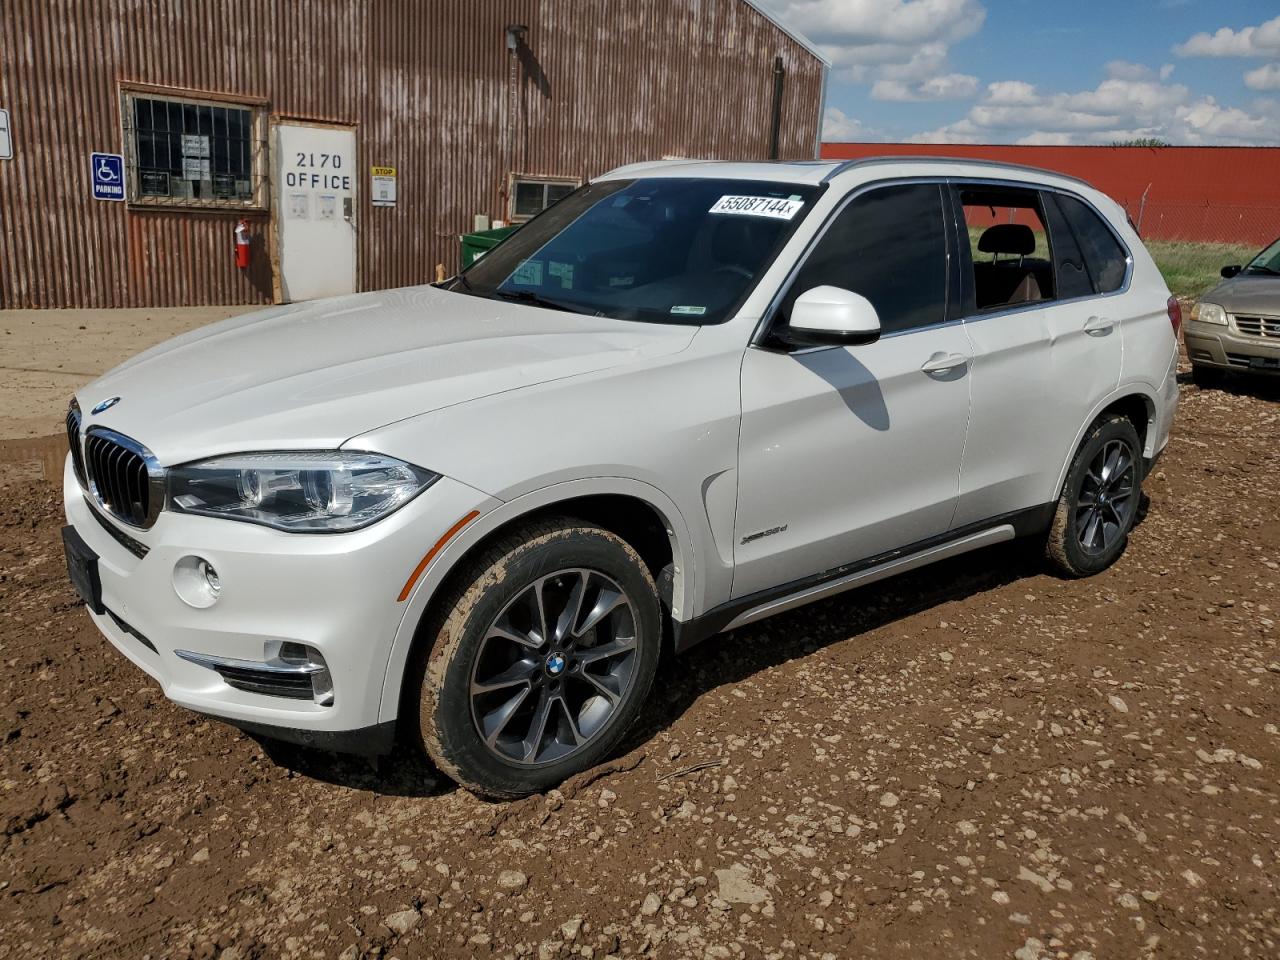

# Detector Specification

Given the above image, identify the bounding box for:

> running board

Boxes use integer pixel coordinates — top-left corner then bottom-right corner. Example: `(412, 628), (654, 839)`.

(724, 524), (1016, 632)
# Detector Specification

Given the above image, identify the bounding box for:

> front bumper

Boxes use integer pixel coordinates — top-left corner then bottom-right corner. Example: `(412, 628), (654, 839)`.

(1184, 318), (1280, 375)
(63, 454), (495, 753)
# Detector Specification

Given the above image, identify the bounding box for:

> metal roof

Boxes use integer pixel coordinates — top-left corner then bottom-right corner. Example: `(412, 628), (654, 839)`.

(739, 0), (831, 66)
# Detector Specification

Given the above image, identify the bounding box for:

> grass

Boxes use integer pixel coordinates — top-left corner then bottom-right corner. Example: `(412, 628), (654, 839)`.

(964, 224), (1256, 301)
(1143, 238), (1256, 301)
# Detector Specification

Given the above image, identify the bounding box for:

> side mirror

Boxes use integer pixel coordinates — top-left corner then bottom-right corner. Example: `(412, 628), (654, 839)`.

(783, 285), (882, 347)
(1221, 265), (1242, 279)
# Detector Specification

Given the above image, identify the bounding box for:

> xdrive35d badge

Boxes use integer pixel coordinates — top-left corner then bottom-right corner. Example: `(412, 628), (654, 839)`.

(60, 156), (1180, 799)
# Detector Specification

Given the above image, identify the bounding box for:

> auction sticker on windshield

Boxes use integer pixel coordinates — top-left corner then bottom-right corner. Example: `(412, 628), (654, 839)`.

(709, 195), (803, 220)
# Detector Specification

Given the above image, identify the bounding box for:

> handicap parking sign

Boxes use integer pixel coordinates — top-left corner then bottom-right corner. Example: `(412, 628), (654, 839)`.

(91, 152), (125, 201)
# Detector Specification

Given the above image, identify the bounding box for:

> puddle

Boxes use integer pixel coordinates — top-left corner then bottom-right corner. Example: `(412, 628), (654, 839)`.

(0, 434), (68, 484)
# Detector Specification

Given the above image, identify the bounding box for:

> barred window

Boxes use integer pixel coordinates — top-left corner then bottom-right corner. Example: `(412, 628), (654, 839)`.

(122, 90), (266, 209)
(510, 176), (578, 221)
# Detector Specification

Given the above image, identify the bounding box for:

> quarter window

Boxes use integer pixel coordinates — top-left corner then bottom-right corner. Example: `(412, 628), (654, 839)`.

(779, 183), (948, 336)
(1041, 194), (1094, 300)
(122, 90), (264, 208)
(1054, 195), (1128, 293)
(511, 176), (578, 220)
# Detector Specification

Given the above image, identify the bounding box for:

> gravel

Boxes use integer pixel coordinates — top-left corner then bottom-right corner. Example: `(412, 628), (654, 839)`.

(0, 372), (1277, 958)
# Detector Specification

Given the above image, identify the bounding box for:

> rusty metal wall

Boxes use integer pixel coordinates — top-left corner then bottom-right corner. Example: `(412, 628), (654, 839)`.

(0, 0), (824, 309)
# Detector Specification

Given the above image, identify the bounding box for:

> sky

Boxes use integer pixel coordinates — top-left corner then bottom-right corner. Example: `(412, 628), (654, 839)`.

(754, 0), (1280, 144)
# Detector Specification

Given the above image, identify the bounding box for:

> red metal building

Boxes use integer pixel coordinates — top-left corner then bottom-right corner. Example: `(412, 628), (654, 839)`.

(821, 143), (1280, 247)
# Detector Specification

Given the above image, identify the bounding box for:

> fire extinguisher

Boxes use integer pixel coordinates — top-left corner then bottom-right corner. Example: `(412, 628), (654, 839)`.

(234, 220), (251, 270)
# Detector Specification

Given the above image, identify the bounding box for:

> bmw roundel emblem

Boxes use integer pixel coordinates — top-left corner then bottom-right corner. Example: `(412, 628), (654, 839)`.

(91, 396), (121, 415)
(545, 652), (567, 676)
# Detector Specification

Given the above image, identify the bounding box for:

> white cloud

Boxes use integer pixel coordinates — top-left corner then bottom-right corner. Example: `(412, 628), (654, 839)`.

(821, 106), (884, 141)
(903, 71), (1280, 145)
(1174, 16), (1280, 58)
(985, 80), (1038, 105)
(1067, 77), (1190, 116)
(871, 72), (979, 101)
(1244, 63), (1280, 91)
(1175, 97), (1278, 142)
(770, 0), (985, 50)
(760, 0), (984, 94)
(1105, 60), (1155, 81)
(905, 118), (984, 144)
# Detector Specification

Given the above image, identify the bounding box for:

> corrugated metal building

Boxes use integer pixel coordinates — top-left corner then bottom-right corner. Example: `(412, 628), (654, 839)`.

(821, 142), (1280, 246)
(0, 0), (826, 309)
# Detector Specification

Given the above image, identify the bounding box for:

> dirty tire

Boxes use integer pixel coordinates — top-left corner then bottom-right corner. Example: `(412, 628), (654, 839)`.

(408, 520), (661, 799)
(1045, 414), (1143, 578)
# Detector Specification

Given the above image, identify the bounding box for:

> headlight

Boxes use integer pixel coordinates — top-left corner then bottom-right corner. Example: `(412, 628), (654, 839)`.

(1190, 302), (1227, 326)
(168, 451), (438, 532)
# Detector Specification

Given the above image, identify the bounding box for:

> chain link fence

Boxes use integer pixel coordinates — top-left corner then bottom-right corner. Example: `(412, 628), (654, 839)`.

(1129, 200), (1279, 247)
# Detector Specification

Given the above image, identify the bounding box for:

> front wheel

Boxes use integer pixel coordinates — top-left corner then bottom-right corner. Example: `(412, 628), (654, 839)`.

(1045, 415), (1143, 578)
(409, 520), (661, 798)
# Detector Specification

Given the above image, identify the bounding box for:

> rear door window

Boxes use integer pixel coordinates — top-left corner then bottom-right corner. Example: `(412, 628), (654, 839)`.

(778, 182), (948, 336)
(953, 185), (1054, 312)
(1055, 195), (1128, 293)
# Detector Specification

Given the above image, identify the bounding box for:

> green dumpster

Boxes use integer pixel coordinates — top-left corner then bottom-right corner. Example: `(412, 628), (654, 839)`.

(459, 225), (518, 271)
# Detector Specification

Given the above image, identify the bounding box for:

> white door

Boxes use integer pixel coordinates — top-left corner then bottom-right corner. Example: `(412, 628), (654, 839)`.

(951, 186), (1122, 527)
(732, 183), (972, 599)
(275, 122), (357, 301)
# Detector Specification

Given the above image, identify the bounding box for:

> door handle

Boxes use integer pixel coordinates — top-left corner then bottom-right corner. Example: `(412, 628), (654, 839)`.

(920, 352), (969, 374)
(1084, 315), (1115, 335)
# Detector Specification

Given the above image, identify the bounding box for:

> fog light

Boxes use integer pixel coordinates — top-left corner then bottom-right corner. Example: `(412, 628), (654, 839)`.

(173, 555), (221, 608)
(202, 561), (221, 594)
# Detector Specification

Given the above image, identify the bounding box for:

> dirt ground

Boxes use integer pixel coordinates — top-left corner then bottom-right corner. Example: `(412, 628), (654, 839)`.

(0, 307), (257, 440)
(1, 371), (1277, 960)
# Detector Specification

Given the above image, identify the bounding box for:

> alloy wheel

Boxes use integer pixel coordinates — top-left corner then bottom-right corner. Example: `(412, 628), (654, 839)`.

(469, 569), (638, 766)
(1074, 438), (1137, 555)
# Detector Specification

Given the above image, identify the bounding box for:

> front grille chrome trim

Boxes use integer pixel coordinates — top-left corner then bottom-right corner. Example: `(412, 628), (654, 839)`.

(1232, 314), (1280, 340)
(83, 427), (164, 530)
(66, 402), (87, 487)
(84, 497), (150, 558)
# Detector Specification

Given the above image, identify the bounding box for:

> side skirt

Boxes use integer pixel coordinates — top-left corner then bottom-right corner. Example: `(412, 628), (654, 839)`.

(673, 503), (1054, 653)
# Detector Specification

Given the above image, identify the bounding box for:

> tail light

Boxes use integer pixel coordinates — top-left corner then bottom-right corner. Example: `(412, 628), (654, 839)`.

(1167, 295), (1182, 335)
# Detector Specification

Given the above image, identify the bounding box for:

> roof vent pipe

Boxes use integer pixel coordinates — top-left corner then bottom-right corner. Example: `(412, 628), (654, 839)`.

(768, 56), (786, 160)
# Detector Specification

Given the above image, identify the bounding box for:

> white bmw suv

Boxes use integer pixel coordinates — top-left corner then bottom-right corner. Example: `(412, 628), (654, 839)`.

(63, 158), (1179, 797)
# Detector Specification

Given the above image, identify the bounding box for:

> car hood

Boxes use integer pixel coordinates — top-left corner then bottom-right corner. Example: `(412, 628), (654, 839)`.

(1205, 275), (1280, 314)
(76, 286), (698, 465)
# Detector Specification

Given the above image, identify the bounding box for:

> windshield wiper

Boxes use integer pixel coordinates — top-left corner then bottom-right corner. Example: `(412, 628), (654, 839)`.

(491, 289), (591, 314)
(1245, 265), (1280, 276)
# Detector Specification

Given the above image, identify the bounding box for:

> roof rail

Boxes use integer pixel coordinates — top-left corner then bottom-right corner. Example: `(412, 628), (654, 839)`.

(819, 155), (1098, 190)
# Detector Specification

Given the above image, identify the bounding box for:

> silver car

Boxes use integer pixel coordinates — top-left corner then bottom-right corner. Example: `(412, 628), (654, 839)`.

(1185, 236), (1280, 385)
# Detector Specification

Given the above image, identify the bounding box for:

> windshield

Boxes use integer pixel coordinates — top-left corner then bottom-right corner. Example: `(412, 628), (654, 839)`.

(1244, 237), (1280, 275)
(453, 177), (821, 324)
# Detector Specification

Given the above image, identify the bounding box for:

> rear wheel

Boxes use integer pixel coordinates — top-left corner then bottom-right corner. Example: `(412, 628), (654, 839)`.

(409, 520), (661, 798)
(1045, 415), (1142, 578)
